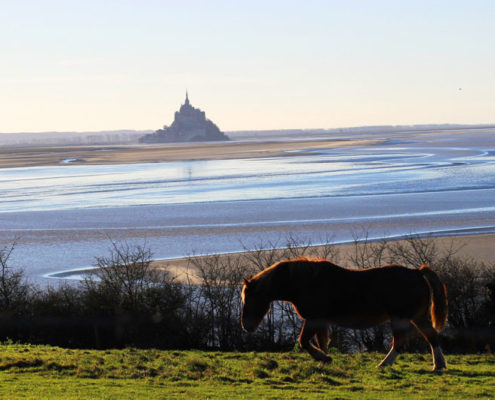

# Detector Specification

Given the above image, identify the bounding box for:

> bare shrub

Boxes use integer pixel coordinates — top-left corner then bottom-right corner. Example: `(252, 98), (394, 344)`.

(188, 254), (247, 349)
(387, 234), (461, 268)
(0, 240), (31, 314)
(0, 231), (492, 353)
(241, 236), (285, 274)
(284, 233), (313, 259)
(83, 240), (179, 312)
(435, 257), (491, 328)
(80, 240), (187, 347)
(486, 270), (495, 326)
(347, 228), (390, 269)
(307, 233), (341, 263)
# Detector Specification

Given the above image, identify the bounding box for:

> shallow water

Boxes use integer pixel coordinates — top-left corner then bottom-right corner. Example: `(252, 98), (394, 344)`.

(1, 129), (495, 282)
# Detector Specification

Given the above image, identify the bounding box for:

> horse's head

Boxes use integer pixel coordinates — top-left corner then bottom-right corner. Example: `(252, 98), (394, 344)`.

(241, 277), (271, 332)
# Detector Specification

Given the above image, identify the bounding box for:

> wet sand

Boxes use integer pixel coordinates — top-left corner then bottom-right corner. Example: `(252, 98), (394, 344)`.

(0, 138), (383, 168)
(3, 128), (494, 284)
(154, 233), (495, 284)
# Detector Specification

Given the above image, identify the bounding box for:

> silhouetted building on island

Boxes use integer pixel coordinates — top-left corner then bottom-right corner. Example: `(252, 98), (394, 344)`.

(140, 92), (229, 143)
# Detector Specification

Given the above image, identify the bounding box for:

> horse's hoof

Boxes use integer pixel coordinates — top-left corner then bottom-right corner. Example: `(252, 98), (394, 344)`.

(320, 355), (333, 364)
(377, 360), (394, 368)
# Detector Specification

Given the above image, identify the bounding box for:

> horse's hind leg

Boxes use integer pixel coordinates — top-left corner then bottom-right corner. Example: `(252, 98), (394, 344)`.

(411, 317), (446, 371)
(378, 318), (414, 368)
(299, 320), (332, 363)
(315, 327), (330, 354)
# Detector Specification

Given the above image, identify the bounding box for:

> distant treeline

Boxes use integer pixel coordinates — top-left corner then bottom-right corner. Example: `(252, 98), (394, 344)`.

(0, 130), (151, 147)
(0, 234), (494, 353)
(227, 124), (495, 139)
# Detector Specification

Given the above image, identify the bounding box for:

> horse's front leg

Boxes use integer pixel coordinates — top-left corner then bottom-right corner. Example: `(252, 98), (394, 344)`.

(298, 320), (332, 363)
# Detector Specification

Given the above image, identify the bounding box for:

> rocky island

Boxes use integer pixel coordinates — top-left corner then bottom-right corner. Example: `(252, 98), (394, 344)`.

(140, 92), (229, 143)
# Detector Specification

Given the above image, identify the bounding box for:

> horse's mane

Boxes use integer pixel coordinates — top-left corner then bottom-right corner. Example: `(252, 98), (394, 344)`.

(247, 257), (332, 291)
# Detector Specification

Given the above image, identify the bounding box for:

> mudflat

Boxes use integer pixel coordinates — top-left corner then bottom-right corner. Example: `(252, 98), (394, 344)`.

(3, 129), (494, 284)
(0, 138), (383, 168)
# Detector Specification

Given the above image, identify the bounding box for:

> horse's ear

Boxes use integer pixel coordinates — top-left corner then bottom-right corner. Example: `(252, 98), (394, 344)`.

(243, 278), (249, 286)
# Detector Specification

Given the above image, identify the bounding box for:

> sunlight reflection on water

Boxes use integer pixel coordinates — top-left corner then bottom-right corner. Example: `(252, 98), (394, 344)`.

(1, 131), (495, 282)
(2, 145), (495, 213)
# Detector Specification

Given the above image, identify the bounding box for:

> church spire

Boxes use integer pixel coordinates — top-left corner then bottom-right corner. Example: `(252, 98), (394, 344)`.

(185, 90), (190, 106)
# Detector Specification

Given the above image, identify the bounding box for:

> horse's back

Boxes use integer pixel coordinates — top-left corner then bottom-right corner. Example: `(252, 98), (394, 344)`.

(290, 261), (429, 323)
(298, 261), (424, 292)
(355, 265), (429, 314)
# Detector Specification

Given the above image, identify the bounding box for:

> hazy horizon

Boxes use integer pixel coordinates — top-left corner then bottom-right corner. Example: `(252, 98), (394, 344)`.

(2, 1), (494, 132)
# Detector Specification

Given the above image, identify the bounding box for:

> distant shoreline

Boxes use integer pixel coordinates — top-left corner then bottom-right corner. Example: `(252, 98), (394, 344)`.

(3, 124), (495, 169)
(0, 138), (383, 169)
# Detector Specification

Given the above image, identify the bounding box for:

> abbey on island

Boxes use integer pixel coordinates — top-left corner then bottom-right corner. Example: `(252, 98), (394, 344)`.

(140, 92), (229, 143)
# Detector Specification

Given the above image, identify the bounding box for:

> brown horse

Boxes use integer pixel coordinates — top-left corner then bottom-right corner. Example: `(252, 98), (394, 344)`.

(241, 258), (448, 370)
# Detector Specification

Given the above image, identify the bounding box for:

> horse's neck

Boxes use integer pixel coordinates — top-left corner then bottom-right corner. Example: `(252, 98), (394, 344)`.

(255, 266), (281, 302)
(261, 263), (292, 302)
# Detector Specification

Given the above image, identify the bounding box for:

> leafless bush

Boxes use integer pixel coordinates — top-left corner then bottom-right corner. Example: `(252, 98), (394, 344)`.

(435, 257), (491, 328)
(75, 240), (187, 347)
(241, 236), (285, 273)
(187, 254), (247, 349)
(387, 234), (461, 268)
(0, 231), (492, 352)
(307, 233), (341, 262)
(0, 240), (31, 314)
(347, 229), (390, 269)
(284, 233), (314, 259)
(83, 240), (179, 312)
(346, 231), (463, 270)
(487, 271), (495, 326)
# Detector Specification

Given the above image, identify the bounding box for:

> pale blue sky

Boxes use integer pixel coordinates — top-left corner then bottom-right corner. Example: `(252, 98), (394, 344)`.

(1, 0), (494, 132)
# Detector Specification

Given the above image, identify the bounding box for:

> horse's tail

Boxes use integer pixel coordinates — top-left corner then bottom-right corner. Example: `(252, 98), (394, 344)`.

(420, 265), (448, 332)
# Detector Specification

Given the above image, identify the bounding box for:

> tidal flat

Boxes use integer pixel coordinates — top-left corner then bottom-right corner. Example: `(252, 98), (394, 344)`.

(1, 128), (494, 283)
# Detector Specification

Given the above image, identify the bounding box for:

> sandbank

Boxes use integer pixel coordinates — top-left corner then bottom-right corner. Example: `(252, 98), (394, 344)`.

(153, 233), (495, 284)
(0, 138), (383, 169)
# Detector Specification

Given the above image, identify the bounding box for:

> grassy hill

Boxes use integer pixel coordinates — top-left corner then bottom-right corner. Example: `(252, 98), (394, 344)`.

(0, 344), (493, 399)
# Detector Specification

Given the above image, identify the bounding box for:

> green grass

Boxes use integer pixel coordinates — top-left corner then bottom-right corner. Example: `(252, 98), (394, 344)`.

(0, 344), (493, 399)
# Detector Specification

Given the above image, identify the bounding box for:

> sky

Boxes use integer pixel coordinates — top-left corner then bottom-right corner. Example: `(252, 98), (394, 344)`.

(1, 0), (494, 132)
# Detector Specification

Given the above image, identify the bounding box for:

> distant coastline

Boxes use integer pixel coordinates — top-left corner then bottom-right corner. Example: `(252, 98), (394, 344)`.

(0, 138), (384, 169)
(2, 124), (495, 169)
(2, 123), (495, 148)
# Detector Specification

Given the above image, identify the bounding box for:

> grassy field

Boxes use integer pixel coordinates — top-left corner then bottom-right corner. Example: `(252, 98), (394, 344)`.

(0, 344), (493, 399)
